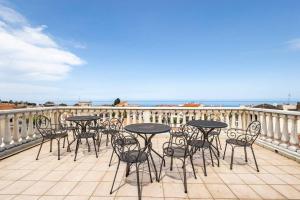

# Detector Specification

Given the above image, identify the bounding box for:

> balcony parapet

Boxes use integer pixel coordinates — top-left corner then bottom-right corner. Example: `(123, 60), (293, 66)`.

(0, 106), (300, 161)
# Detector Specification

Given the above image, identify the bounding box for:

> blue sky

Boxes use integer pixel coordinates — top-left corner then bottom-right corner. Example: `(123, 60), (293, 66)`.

(0, 0), (300, 102)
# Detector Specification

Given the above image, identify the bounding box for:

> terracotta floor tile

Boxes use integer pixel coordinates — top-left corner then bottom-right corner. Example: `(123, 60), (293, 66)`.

(228, 184), (261, 199)
(250, 184), (285, 199)
(45, 181), (77, 195)
(69, 181), (98, 196)
(271, 184), (300, 199)
(206, 184), (236, 199)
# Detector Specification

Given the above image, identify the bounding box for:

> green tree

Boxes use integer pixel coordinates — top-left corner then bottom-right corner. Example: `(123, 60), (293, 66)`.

(113, 98), (121, 106)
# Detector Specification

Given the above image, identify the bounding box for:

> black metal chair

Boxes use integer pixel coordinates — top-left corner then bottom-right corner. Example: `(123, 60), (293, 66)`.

(208, 128), (222, 156)
(99, 118), (123, 148)
(110, 131), (152, 200)
(58, 112), (76, 150)
(36, 115), (70, 160)
(223, 121), (261, 172)
(159, 124), (197, 193)
(187, 126), (218, 176)
(73, 120), (98, 161)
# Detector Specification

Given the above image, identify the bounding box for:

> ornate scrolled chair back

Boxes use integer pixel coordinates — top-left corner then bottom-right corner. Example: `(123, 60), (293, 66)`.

(109, 118), (123, 131)
(36, 115), (52, 137)
(245, 121), (261, 144)
(111, 131), (143, 163)
(58, 112), (73, 128)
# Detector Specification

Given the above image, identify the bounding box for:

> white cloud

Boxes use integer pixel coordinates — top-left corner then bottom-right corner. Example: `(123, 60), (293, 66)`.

(286, 38), (300, 50)
(0, 4), (84, 81)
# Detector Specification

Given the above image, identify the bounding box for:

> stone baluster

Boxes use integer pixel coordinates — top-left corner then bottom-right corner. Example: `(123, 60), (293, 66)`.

(225, 111), (231, 128)
(28, 113), (34, 138)
(12, 113), (20, 143)
(3, 115), (12, 146)
(231, 111), (236, 128)
(246, 112), (251, 126)
(0, 115), (3, 148)
(182, 111), (187, 124)
(272, 113), (281, 145)
(21, 113), (28, 142)
(238, 111), (243, 129)
(152, 111), (156, 123)
(156, 111), (161, 123)
(195, 110), (201, 120)
(288, 115), (299, 151)
(132, 111), (137, 124)
(260, 112), (267, 140)
(201, 111), (205, 120)
(126, 110), (131, 125)
(143, 110), (151, 123)
(266, 113), (274, 142)
(138, 111), (143, 123)
(279, 115), (289, 148)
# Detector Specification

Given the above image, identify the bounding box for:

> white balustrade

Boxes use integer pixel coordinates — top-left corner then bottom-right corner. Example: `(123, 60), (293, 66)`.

(0, 106), (300, 159)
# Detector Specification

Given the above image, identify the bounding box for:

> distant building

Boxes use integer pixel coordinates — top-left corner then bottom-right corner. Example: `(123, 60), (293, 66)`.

(282, 104), (297, 111)
(44, 101), (56, 107)
(0, 103), (17, 110)
(76, 101), (92, 107)
(181, 103), (203, 107)
(115, 101), (129, 107)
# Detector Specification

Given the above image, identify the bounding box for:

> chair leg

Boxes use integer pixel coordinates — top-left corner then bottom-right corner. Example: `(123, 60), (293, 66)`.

(86, 138), (90, 152)
(136, 163), (142, 200)
(244, 146), (248, 162)
(50, 139), (53, 152)
(36, 138), (44, 160)
(147, 157), (153, 183)
(110, 160), (120, 194)
(92, 137), (98, 158)
(63, 137), (66, 148)
(109, 150), (114, 167)
(126, 163), (130, 177)
(74, 139), (80, 161)
(57, 139), (60, 160)
(230, 147), (234, 170)
(170, 156), (173, 171)
(183, 159), (187, 193)
(106, 134), (109, 146)
(202, 148), (207, 176)
(217, 135), (222, 150)
(190, 154), (197, 179)
(98, 133), (103, 151)
(66, 136), (71, 152)
(215, 137), (220, 157)
(209, 146), (214, 167)
(223, 142), (228, 160)
(250, 146), (259, 172)
(158, 155), (165, 181)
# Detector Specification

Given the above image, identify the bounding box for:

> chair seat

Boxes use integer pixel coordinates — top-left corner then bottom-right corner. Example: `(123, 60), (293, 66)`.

(89, 126), (105, 131)
(171, 131), (186, 137)
(45, 132), (68, 139)
(209, 131), (220, 136)
(115, 138), (137, 146)
(77, 132), (96, 138)
(102, 129), (119, 135)
(226, 138), (251, 146)
(120, 150), (148, 163)
(188, 140), (210, 148)
(163, 147), (188, 158)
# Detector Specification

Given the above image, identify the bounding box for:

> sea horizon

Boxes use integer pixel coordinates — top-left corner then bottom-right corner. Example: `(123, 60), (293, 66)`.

(29, 99), (299, 107)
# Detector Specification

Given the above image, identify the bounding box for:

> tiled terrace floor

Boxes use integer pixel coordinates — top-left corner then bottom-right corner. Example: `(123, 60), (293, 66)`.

(1, 134), (300, 200)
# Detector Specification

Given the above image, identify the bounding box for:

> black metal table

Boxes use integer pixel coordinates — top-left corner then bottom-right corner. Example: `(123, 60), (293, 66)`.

(124, 123), (171, 181)
(187, 120), (227, 171)
(66, 116), (101, 150)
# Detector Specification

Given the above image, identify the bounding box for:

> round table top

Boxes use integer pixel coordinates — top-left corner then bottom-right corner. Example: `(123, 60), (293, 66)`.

(187, 120), (228, 129)
(125, 123), (171, 134)
(66, 115), (101, 122)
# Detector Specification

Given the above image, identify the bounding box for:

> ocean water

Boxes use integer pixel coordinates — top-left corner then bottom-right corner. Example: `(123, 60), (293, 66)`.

(61, 99), (298, 107)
